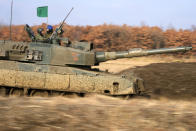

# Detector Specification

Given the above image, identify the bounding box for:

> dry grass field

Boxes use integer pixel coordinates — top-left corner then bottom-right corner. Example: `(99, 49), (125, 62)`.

(0, 56), (196, 131)
(0, 96), (196, 131)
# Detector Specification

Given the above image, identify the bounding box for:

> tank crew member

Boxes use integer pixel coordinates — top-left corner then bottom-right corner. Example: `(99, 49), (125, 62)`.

(36, 28), (44, 42)
(55, 28), (71, 46)
(45, 25), (53, 39)
(56, 28), (64, 37)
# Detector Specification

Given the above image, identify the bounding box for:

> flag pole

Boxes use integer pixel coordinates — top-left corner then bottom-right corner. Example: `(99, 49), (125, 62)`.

(46, 6), (48, 25)
(47, 17), (48, 25)
(9, 0), (13, 40)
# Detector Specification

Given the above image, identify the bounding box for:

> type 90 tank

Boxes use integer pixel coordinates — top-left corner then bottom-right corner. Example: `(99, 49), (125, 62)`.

(0, 24), (192, 97)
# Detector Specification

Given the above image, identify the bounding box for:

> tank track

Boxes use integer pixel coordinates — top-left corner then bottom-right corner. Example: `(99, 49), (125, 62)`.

(0, 86), (86, 97)
(0, 86), (148, 100)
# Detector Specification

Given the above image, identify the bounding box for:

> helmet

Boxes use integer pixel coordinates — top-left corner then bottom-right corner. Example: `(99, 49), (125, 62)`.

(56, 28), (64, 35)
(47, 25), (53, 33)
(37, 28), (44, 35)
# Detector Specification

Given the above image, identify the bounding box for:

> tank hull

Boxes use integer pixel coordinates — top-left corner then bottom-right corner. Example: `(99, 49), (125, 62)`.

(0, 60), (144, 96)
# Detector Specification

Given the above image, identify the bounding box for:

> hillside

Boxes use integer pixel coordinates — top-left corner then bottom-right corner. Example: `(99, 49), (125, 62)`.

(0, 24), (195, 56)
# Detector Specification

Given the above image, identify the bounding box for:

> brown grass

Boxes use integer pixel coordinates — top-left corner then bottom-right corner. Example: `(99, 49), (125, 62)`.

(0, 96), (196, 131)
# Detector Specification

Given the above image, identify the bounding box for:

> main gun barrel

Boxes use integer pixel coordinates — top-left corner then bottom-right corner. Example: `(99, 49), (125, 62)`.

(95, 46), (192, 62)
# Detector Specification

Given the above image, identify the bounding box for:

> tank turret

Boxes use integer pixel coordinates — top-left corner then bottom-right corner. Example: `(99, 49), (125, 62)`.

(0, 40), (192, 67)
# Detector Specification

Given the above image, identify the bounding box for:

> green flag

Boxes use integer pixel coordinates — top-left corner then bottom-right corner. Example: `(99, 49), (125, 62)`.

(37, 6), (48, 17)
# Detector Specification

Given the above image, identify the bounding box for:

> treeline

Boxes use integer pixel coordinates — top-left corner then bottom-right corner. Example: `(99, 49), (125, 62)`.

(0, 23), (195, 55)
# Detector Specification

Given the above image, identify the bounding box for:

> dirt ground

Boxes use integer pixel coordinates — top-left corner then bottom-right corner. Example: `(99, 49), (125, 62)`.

(0, 56), (196, 131)
(98, 56), (196, 100)
(121, 62), (196, 100)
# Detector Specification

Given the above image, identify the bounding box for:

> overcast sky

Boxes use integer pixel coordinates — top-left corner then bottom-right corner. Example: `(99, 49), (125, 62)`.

(0, 0), (195, 29)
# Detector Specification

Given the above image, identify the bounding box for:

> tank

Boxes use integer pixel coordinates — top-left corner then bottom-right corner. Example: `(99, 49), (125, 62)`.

(0, 24), (192, 97)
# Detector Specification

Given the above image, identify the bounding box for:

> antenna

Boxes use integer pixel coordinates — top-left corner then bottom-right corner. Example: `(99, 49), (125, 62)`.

(9, 0), (13, 40)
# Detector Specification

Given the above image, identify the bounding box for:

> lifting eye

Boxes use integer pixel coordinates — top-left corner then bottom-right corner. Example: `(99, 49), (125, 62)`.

(113, 82), (119, 87)
(121, 75), (126, 78)
(104, 90), (110, 93)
